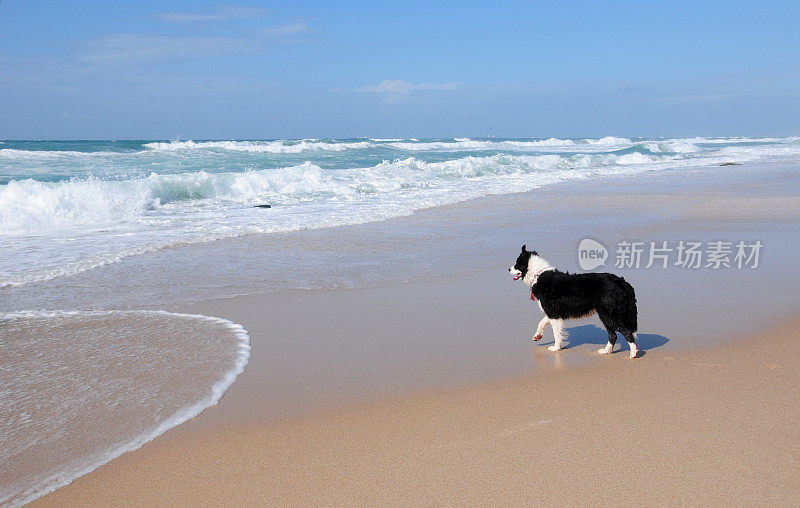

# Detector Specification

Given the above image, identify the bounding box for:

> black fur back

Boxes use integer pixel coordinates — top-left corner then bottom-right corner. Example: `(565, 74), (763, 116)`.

(532, 270), (638, 334)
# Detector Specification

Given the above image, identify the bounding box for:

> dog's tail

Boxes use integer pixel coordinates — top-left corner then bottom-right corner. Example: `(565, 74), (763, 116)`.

(617, 277), (638, 333)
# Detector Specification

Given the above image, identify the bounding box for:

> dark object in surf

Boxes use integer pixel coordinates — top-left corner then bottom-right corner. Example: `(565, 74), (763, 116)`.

(719, 162), (741, 166)
(254, 204), (272, 208)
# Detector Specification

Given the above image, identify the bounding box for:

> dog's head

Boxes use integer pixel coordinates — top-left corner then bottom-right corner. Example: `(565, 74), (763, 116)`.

(508, 244), (538, 281)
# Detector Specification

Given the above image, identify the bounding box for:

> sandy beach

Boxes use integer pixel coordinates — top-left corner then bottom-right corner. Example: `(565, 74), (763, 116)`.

(25, 162), (800, 506)
(34, 316), (800, 506)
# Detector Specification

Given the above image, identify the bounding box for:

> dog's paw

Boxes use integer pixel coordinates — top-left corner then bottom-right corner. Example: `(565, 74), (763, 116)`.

(532, 334), (542, 341)
(548, 345), (561, 352)
(629, 351), (638, 359)
(597, 347), (611, 355)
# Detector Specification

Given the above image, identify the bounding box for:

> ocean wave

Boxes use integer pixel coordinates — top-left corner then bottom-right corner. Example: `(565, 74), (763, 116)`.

(5, 137), (799, 243)
(0, 148), (119, 160)
(685, 136), (800, 145)
(143, 139), (373, 153)
(0, 151), (673, 239)
(640, 139), (700, 154)
(3, 136), (799, 287)
(140, 137), (636, 154)
(2, 137), (795, 163)
(582, 136), (631, 145)
(387, 138), (573, 151)
(387, 137), (634, 152)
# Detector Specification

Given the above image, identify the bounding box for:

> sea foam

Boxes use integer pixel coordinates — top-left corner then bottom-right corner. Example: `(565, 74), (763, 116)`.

(0, 153), (672, 238)
(1, 136), (799, 287)
(143, 139), (373, 153)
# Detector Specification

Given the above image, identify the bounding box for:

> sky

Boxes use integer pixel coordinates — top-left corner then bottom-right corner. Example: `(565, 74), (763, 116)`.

(1, 1), (799, 139)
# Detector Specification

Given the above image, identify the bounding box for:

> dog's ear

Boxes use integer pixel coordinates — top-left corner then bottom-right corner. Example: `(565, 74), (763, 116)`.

(521, 244), (527, 252)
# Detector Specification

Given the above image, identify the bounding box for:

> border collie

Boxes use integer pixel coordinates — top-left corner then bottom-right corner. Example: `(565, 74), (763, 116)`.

(508, 245), (639, 358)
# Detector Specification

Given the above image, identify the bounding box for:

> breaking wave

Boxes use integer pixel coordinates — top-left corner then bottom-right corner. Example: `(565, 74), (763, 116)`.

(142, 139), (373, 153)
(0, 152), (674, 237)
(2, 136), (799, 287)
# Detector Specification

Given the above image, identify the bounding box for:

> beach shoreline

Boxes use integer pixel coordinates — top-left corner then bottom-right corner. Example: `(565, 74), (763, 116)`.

(33, 312), (800, 506)
(176, 161), (800, 425)
(4, 0), (799, 502)
(14, 161), (800, 505)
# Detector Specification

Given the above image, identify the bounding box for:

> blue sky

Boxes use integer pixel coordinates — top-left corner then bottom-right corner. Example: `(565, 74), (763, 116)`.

(1, 1), (799, 139)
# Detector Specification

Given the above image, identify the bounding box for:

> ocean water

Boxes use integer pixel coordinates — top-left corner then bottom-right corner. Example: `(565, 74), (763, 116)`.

(2, 136), (799, 288)
(0, 310), (250, 507)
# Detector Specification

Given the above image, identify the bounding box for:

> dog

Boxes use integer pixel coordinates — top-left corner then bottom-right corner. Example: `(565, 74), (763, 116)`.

(509, 245), (639, 358)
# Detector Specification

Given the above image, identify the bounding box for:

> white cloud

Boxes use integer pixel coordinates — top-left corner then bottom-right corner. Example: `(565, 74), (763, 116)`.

(77, 34), (254, 63)
(260, 23), (309, 38)
(354, 79), (463, 94)
(658, 93), (743, 103)
(156, 5), (267, 24)
(75, 22), (310, 64)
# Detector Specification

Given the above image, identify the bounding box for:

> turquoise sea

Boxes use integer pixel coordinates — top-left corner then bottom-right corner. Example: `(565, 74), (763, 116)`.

(3, 136), (799, 288)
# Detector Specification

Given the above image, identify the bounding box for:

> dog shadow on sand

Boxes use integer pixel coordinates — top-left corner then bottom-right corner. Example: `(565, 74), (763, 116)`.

(543, 324), (669, 358)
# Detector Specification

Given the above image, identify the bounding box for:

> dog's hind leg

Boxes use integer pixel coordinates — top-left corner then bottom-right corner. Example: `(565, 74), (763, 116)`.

(598, 331), (617, 355)
(533, 316), (550, 341)
(548, 319), (566, 351)
(622, 330), (638, 358)
(597, 312), (617, 355)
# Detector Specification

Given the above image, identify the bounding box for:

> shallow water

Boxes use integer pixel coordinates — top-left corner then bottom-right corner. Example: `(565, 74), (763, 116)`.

(0, 310), (250, 507)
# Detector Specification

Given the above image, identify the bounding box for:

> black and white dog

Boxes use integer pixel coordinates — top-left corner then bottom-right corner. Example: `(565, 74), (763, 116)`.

(509, 245), (640, 358)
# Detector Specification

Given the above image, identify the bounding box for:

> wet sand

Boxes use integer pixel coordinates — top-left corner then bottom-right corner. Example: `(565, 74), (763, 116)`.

(31, 162), (800, 505)
(34, 316), (800, 506)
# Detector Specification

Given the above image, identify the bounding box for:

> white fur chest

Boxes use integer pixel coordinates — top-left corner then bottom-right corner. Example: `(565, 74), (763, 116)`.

(522, 255), (554, 288)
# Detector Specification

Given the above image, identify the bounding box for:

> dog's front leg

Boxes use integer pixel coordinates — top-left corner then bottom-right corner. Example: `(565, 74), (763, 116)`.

(548, 319), (566, 351)
(533, 316), (550, 341)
